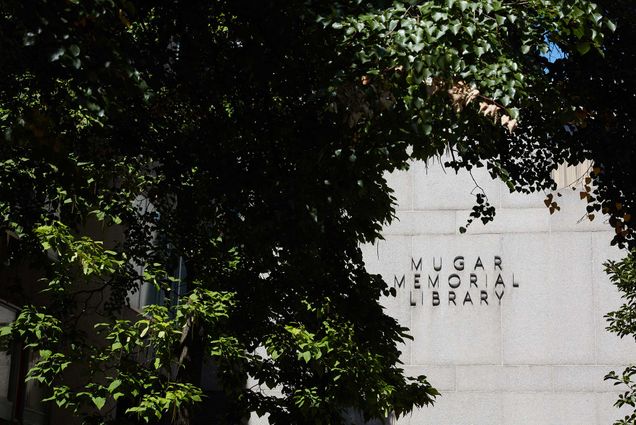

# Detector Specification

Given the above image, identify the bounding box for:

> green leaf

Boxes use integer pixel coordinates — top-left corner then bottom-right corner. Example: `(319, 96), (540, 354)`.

(576, 42), (591, 55)
(431, 12), (446, 22)
(92, 396), (106, 410)
(50, 47), (65, 62)
(108, 379), (122, 393)
(68, 44), (80, 57)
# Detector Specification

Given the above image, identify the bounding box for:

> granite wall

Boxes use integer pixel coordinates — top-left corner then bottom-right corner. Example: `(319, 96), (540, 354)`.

(360, 159), (636, 425)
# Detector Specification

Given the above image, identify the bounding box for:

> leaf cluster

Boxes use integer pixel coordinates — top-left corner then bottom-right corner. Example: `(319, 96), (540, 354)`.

(0, 0), (632, 424)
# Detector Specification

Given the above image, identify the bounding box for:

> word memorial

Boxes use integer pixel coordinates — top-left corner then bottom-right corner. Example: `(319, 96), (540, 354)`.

(392, 255), (519, 308)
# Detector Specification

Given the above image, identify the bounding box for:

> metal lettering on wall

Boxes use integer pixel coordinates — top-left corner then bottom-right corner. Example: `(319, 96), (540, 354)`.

(392, 256), (519, 307)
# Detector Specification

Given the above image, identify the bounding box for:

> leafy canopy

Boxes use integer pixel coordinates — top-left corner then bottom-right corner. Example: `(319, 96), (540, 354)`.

(0, 0), (627, 424)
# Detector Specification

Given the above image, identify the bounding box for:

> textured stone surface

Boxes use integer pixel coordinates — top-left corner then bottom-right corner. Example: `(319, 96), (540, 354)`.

(399, 392), (503, 425)
(384, 169), (412, 212)
(596, 392), (634, 424)
(368, 164), (631, 425)
(410, 305), (502, 365)
(502, 393), (598, 425)
(500, 185), (547, 209)
(408, 234), (503, 365)
(553, 366), (621, 393)
(382, 211), (457, 236)
(403, 365), (457, 392)
(457, 207), (550, 235)
(548, 190), (610, 233)
(501, 232), (596, 365)
(456, 365), (553, 392)
(412, 160), (502, 211)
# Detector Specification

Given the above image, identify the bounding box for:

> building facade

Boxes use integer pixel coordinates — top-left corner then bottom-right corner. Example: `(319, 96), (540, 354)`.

(360, 158), (635, 425)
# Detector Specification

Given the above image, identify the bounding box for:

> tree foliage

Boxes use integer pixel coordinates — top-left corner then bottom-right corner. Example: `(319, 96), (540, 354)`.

(556, 1), (636, 422)
(322, 0), (618, 230)
(550, 0), (636, 248)
(605, 251), (636, 425)
(0, 0), (630, 424)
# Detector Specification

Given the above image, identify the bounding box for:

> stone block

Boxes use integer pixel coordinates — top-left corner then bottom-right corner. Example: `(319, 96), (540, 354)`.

(382, 211), (457, 236)
(384, 168), (412, 211)
(457, 208), (549, 235)
(400, 392), (502, 425)
(553, 365), (622, 392)
(500, 185), (549, 209)
(381, 211), (415, 236)
(501, 233), (551, 364)
(393, 211), (460, 236)
(403, 365), (456, 392)
(456, 365), (552, 392)
(410, 305), (502, 365)
(502, 393), (597, 425)
(502, 233), (595, 365)
(596, 392), (634, 425)
(411, 160), (501, 211)
(410, 210), (458, 235)
(548, 190), (610, 233)
(361, 236), (411, 276)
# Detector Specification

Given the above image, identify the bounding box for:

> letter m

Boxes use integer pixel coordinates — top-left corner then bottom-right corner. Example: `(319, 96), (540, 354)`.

(393, 274), (406, 289)
(428, 275), (439, 288)
(411, 257), (423, 271)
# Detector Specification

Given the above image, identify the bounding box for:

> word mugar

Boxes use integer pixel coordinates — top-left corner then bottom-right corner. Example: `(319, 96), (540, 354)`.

(392, 256), (520, 307)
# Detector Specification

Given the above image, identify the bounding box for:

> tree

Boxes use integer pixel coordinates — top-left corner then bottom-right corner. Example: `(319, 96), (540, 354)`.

(548, 2), (636, 423)
(605, 250), (636, 425)
(0, 1), (623, 424)
(549, 0), (636, 248)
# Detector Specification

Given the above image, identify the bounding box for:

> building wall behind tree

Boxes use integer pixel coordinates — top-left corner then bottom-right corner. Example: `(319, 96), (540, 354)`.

(359, 158), (636, 425)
